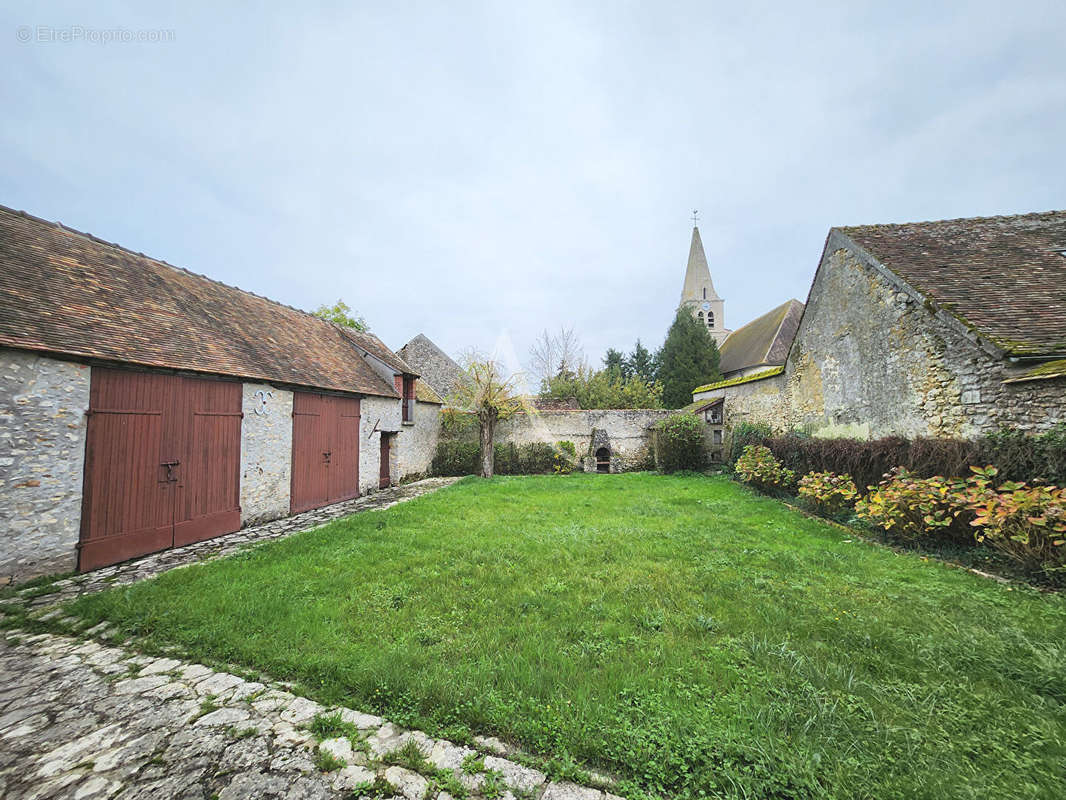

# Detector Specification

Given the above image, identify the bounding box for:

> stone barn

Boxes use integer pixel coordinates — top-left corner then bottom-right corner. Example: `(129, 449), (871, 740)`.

(693, 210), (1066, 440)
(0, 205), (439, 583)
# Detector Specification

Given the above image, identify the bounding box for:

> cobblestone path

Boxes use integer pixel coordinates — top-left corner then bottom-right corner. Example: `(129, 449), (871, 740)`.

(0, 631), (620, 800)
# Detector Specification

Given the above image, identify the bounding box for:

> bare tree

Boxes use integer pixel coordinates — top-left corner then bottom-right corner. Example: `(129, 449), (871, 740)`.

(528, 327), (585, 385)
(450, 355), (522, 478)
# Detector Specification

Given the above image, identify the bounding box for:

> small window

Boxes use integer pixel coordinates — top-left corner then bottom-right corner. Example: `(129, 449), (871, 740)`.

(697, 311), (704, 323)
(703, 288), (707, 299)
(712, 429), (723, 445)
(707, 312), (715, 327)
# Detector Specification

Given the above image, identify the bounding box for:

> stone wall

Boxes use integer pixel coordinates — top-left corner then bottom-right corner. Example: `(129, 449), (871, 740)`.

(397, 400), (441, 479)
(360, 395), (402, 493)
(239, 383), (294, 526)
(692, 235), (1066, 442)
(0, 350), (90, 583)
(495, 409), (671, 468)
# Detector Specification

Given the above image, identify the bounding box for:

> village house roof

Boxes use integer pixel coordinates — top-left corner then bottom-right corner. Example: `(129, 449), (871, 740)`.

(838, 210), (1066, 357)
(718, 298), (804, 376)
(396, 333), (469, 400)
(0, 205), (405, 398)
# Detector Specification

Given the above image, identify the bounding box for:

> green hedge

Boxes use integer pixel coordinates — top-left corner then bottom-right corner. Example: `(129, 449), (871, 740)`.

(732, 424), (1066, 490)
(431, 440), (578, 477)
(656, 413), (706, 473)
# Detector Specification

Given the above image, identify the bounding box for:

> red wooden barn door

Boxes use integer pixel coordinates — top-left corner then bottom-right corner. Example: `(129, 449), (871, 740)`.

(330, 396), (361, 503)
(79, 368), (242, 571)
(291, 392), (360, 513)
(291, 392), (329, 513)
(80, 369), (175, 570)
(173, 377), (243, 547)
(379, 434), (391, 489)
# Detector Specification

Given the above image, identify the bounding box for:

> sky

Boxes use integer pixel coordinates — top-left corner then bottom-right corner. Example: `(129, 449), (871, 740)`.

(3, 1), (1065, 380)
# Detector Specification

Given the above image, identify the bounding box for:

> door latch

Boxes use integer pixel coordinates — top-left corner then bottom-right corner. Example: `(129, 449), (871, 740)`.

(161, 460), (180, 482)
(323, 451), (332, 464)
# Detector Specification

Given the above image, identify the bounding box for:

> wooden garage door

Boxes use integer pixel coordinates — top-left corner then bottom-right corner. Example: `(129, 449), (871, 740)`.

(79, 369), (242, 571)
(290, 392), (360, 513)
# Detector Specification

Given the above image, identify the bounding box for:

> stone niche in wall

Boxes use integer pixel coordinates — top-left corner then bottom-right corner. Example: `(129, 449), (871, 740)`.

(582, 428), (622, 474)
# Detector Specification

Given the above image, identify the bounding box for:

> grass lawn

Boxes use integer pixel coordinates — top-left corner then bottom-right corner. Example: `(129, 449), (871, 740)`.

(65, 473), (1065, 799)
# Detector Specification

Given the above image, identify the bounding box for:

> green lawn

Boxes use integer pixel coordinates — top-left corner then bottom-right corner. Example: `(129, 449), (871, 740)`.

(66, 473), (1066, 799)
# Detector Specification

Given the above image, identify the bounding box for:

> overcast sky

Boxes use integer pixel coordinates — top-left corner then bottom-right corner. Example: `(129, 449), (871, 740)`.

(3, 2), (1065, 379)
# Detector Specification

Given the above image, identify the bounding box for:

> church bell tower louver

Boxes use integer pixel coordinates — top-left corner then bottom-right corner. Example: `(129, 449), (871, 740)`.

(679, 215), (730, 346)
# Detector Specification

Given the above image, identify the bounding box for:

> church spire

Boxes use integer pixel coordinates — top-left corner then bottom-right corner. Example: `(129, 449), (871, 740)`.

(680, 224), (721, 303)
(678, 216), (729, 345)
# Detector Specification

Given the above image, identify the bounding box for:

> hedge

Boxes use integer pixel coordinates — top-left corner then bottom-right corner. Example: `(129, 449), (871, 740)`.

(430, 440), (577, 477)
(732, 424), (1066, 490)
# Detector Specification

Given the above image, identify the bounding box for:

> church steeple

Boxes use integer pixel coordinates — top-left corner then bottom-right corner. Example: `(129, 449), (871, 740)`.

(678, 215), (730, 346)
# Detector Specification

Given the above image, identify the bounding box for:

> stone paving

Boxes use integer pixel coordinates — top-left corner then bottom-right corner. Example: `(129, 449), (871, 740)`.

(0, 477), (625, 800)
(0, 630), (621, 800)
(1, 478), (461, 611)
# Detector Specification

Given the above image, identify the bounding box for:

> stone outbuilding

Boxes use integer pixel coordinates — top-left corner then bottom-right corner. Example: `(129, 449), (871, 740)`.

(692, 210), (1066, 441)
(396, 333), (469, 403)
(0, 204), (440, 582)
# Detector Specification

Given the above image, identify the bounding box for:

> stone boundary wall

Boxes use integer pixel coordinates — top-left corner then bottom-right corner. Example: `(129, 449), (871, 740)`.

(0, 349), (90, 583)
(495, 409), (672, 468)
(239, 383), (294, 526)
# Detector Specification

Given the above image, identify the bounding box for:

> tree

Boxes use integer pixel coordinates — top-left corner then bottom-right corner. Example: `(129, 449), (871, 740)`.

(656, 309), (722, 408)
(449, 356), (522, 478)
(627, 339), (656, 381)
(603, 348), (627, 377)
(528, 327), (585, 387)
(539, 364), (663, 409)
(312, 299), (368, 331)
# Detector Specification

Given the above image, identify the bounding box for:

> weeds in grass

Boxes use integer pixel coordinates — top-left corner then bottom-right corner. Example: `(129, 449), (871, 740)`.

(191, 695), (220, 722)
(313, 746), (346, 772)
(480, 768), (505, 799)
(307, 711), (360, 742)
(350, 776), (397, 799)
(460, 752), (484, 775)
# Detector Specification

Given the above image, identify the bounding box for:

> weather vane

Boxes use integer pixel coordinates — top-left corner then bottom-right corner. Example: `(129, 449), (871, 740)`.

(691, 209), (699, 225)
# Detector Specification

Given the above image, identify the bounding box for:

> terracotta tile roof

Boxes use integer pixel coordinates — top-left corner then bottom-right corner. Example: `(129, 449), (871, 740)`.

(839, 210), (1066, 356)
(719, 299), (804, 376)
(0, 205), (399, 397)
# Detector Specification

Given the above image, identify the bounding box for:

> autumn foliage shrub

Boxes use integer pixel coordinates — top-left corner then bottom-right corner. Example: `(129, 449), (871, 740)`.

(855, 468), (973, 542)
(958, 466), (1066, 574)
(797, 471), (859, 516)
(735, 445), (795, 492)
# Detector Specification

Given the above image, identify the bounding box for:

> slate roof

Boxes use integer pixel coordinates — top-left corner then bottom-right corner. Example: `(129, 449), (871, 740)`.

(719, 299), (804, 376)
(839, 211), (1066, 356)
(0, 205), (400, 397)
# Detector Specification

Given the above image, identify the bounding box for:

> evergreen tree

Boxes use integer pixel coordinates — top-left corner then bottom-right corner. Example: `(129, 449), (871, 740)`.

(656, 310), (722, 408)
(603, 348), (627, 377)
(627, 339), (655, 381)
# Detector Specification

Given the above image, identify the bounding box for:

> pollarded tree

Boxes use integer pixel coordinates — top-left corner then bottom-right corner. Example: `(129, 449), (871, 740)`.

(656, 309), (722, 408)
(450, 356), (523, 478)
